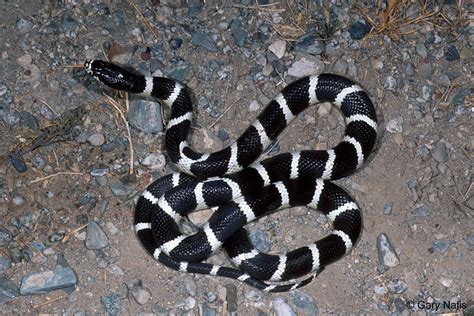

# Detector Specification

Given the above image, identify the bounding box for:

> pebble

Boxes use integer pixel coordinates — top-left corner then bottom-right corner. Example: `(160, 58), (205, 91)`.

(199, 304), (217, 316)
(272, 298), (296, 316)
(109, 181), (135, 197)
(230, 19), (248, 47)
(20, 265), (77, 295)
(432, 141), (448, 163)
(445, 45), (460, 61)
(432, 240), (452, 253)
(191, 31), (218, 52)
(184, 276), (197, 296)
(31, 156), (45, 169)
(19, 110), (39, 129)
(128, 100), (163, 134)
(421, 85), (435, 102)
(290, 290), (318, 315)
(374, 284), (387, 295)
(225, 284), (238, 313)
(169, 38), (183, 50)
(249, 100), (260, 112)
(249, 227), (271, 252)
(10, 155), (28, 173)
(0, 278), (19, 304)
(414, 204), (429, 217)
(16, 18), (33, 34)
(0, 226), (12, 246)
(383, 203), (393, 215)
(130, 283), (152, 305)
(91, 167), (109, 177)
(101, 293), (122, 316)
(387, 279), (408, 294)
(0, 255), (11, 270)
(348, 21), (371, 40)
(107, 263), (125, 276)
(415, 43), (428, 59)
(294, 33), (325, 55)
(384, 76), (397, 91)
(377, 233), (400, 271)
(85, 221), (109, 250)
(87, 134), (106, 147)
(141, 153), (166, 170)
(288, 54), (325, 77)
(385, 117), (403, 133)
(268, 39), (286, 59)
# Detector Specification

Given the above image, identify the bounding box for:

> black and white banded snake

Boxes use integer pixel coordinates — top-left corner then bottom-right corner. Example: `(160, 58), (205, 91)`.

(84, 59), (377, 292)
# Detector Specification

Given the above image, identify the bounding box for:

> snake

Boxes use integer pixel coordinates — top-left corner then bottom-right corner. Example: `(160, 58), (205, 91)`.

(84, 59), (377, 292)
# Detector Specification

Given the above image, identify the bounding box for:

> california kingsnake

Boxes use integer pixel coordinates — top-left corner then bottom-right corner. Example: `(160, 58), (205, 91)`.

(84, 60), (377, 292)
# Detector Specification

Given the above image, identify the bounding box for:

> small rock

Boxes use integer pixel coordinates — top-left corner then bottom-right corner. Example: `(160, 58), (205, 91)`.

(374, 284), (387, 295)
(20, 265), (77, 294)
(272, 298), (296, 316)
(294, 33), (325, 55)
(87, 134), (106, 147)
(268, 39), (287, 59)
(386, 117), (403, 133)
(188, 208), (213, 227)
(384, 76), (397, 91)
(0, 278), (19, 304)
(348, 21), (371, 40)
(225, 284), (238, 312)
(439, 277), (453, 288)
(107, 262), (125, 277)
(141, 153), (166, 170)
(383, 203), (393, 215)
(199, 304), (217, 316)
(109, 182), (134, 197)
(191, 31), (218, 52)
(421, 85), (435, 102)
(85, 221), (109, 250)
(249, 228), (271, 252)
(184, 296), (196, 310)
(169, 38), (183, 50)
(249, 100), (260, 112)
(0, 226), (13, 246)
(432, 240), (452, 253)
(130, 283), (152, 305)
(16, 18), (33, 34)
(288, 54), (324, 77)
(415, 43), (428, 59)
(445, 45), (460, 61)
(128, 99), (163, 134)
(290, 290), (318, 315)
(230, 19), (248, 47)
(377, 233), (400, 271)
(101, 293), (122, 316)
(184, 276), (197, 296)
(432, 141), (448, 162)
(387, 279), (407, 294)
(414, 204), (429, 217)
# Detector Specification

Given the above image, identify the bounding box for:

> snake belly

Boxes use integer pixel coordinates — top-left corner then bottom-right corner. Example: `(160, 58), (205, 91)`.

(85, 60), (377, 292)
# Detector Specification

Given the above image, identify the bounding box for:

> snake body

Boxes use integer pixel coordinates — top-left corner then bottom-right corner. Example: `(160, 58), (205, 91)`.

(85, 60), (377, 292)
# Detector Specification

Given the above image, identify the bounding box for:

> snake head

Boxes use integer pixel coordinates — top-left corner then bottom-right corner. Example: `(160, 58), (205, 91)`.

(84, 60), (144, 93)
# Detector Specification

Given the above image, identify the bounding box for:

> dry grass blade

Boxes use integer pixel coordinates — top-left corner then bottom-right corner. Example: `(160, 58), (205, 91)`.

(129, 0), (158, 40)
(104, 93), (135, 175)
(355, 0), (464, 39)
(62, 223), (89, 243)
(30, 172), (84, 184)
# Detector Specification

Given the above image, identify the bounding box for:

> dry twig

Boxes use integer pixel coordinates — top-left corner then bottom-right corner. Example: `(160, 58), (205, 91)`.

(129, 0), (159, 40)
(30, 172), (84, 184)
(104, 94), (135, 175)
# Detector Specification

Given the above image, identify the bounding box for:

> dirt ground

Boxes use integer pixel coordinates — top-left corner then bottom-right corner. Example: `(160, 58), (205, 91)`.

(0, 1), (472, 315)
